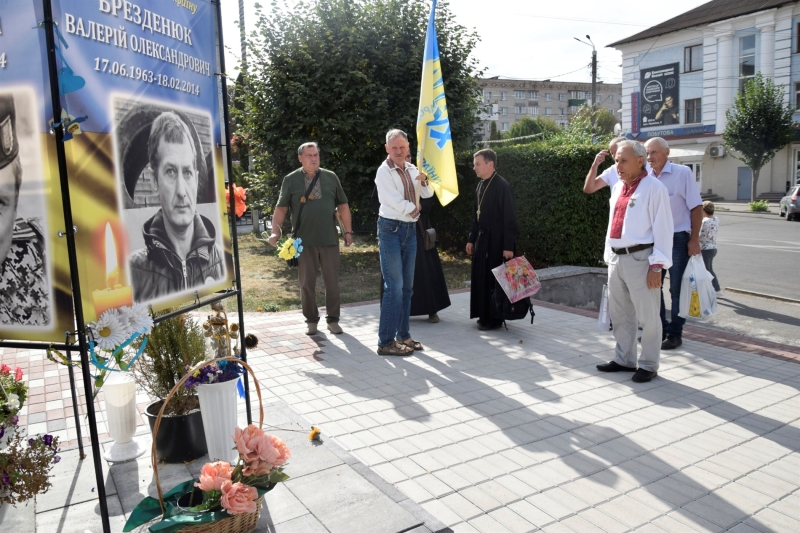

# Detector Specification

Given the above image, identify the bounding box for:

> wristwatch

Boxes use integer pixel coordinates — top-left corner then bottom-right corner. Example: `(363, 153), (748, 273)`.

(650, 266), (663, 273)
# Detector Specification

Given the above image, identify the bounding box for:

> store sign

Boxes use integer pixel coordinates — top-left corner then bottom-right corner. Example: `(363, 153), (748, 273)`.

(628, 124), (716, 139)
(639, 63), (679, 129)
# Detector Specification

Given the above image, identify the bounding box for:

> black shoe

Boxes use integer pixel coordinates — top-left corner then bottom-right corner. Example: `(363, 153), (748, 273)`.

(477, 320), (502, 331)
(596, 361), (637, 372)
(661, 335), (682, 350)
(632, 369), (657, 382)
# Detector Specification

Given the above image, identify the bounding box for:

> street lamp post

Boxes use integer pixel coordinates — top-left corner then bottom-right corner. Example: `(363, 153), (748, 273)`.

(574, 35), (597, 133)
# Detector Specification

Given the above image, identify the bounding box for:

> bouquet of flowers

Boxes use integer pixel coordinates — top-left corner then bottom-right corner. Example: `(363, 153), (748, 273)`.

(276, 236), (303, 261)
(0, 364), (26, 440)
(183, 360), (242, 389)
(0, 431), (61, 506)
(123, 424), (291, 531)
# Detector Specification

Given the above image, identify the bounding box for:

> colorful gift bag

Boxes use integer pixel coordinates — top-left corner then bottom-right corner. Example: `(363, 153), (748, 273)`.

(491, 256), (542, 304)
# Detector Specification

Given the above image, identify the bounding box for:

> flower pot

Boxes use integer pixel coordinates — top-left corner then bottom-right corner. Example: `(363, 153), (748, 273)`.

(144, 399), (207, 463)
(196, 379), (239, 463)
(103, 372), (146, 463)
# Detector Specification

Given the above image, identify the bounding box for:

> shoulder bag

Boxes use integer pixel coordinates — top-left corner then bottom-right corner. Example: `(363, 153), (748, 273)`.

(417, 219), (436, 251)
(286, 171), (320, 267)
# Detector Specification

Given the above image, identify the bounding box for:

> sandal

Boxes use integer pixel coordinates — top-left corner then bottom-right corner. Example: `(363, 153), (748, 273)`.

(400, 338), (423, 351)
(377, 342), (413, 356)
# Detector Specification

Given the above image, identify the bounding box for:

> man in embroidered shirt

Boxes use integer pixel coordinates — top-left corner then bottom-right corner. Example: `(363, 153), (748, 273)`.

(596, 140), (673, 383)
(268, 142), (353, 336)
(645, 137), (703, 350)
(374, 129), (432, 356)
(130, 112), (224, 302)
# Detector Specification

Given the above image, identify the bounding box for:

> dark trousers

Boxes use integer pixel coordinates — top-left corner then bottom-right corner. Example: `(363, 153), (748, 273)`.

(701, 248), (721, 292)
(661, 231), (690, 338)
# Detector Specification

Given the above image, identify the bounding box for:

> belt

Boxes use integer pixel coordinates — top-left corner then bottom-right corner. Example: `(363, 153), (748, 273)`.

(612, 243), (653, 255)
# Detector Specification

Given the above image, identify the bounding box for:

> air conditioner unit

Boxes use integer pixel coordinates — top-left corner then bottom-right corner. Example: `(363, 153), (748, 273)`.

(710, 146), (726, 158)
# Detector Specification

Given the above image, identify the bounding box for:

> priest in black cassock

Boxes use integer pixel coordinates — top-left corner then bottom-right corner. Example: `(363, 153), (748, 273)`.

(466, 148), (519, 330)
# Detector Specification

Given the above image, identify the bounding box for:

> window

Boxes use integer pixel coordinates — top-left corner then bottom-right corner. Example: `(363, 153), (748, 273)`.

(569, 105), (578, 113)
(515, 90), (526, 100)
(684, 44), (703, 72)
(514, 106), (527, 115)
(502, 122), (509, 131)
(559, 108), (565, 116)
(684, 163), (702, 191)
(797, 23), (800, 53)
(483, 90), (492, 101)
(609, 95), (614, 102)
(685, 98), (702, 123)
(500, 107), (508, 116)
(558, 93), (565, 102)
(501, 92), (508, 101)
(795, 83), (800, 109)
(738, 35), (756, 93)
(545, 93), (551, 101)
(530, 90), (538, 99)
(545, 108), (552, 115)
(596, 94), (602, 103)
(530, 106), (539, 115)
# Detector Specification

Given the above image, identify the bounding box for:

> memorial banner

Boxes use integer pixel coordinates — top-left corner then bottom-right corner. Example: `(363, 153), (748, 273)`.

(0, 1), (75, 342)
(639, 63), (680, 129)
(52, 0), (233, 321)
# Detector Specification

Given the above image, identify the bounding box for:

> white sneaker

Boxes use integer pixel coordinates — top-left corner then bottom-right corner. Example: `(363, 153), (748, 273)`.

(327, 322), (343, 334)
(306, 323), (318, 335)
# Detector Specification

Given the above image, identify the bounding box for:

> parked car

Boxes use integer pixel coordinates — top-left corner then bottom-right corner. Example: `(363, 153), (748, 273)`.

(780, 185), (799, 221)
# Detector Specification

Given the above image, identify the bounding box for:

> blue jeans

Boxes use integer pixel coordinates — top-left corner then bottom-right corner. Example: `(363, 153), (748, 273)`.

(378, 216), (417, 347)
(661, 231), (690, 338)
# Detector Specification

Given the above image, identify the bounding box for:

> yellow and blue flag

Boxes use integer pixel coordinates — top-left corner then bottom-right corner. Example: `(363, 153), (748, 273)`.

(416, 0), (458, 206)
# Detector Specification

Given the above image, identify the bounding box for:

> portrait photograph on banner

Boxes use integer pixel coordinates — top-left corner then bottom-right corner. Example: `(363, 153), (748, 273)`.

(49, 0), (235, 321)
(0, 1), (75, 342)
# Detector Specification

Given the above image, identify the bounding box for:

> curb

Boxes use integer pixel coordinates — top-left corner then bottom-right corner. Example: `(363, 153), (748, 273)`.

(724, 287), (800, 305)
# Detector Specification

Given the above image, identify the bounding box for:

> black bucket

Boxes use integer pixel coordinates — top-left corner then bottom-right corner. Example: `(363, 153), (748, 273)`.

(144, 400), (208, 463)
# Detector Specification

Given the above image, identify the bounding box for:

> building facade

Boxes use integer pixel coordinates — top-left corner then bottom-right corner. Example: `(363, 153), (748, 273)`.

(610, 0), (800, 200)
(477, 77), (622, 140)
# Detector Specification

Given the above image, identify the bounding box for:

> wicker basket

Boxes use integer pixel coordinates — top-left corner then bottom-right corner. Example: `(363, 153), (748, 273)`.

(151, 356), (265, 533)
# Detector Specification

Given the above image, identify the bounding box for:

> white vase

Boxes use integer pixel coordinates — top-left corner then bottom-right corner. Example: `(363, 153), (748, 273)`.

(103, 372), (145, 462)
(196, 379), (239, 463)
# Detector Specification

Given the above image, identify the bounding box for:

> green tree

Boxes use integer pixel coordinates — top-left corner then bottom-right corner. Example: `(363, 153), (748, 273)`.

(489, 121), (500, 140)
(569, 105), (618, 135)
(505, 116), (560, 140)
(723, 73), (795, 202)
(236, 0), (482, 219)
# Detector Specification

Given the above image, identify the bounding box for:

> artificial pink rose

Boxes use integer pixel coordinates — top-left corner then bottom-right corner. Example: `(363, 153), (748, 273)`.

(242, 459), (272, 477)
(195, 461), (233, 492)
(14, 367), (23, 381)
(254, 434), (291, 467)
(233, 425), (266, 464)
(0, 364), (9, 375)
(220, 480), (258, 515)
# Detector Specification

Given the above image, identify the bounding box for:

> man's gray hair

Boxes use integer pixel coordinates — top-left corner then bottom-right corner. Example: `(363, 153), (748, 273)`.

(645, 137), (669, 150)
(609, 136), (626, 147)
(385, 129), (408, 143)
(297, 142), (319, 155)
(617, 140), (647, 163)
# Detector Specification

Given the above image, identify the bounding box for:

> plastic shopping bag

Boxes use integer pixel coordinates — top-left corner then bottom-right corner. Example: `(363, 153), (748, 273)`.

(597, 284), (611, 332)
(678, 256), (717, 319)
(491, 256), (542, 303)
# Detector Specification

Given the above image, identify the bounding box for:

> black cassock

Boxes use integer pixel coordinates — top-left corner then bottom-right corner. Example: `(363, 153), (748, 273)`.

(372, 191), (451, 317)
(467, 174), (518, 321)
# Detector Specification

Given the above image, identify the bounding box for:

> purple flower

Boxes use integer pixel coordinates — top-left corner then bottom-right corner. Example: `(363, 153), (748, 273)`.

(43, 434), (53, 447)
(10, 415), (18, 426)
(0, 426), (4, 439)
(2, 473), (9, 485)
(28, 438), (35, 446)
(54, 455), (61, 464)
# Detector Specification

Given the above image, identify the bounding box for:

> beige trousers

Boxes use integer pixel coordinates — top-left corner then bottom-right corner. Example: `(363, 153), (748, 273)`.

(608, 248), (662, 372)
(297, 245), (341, 324)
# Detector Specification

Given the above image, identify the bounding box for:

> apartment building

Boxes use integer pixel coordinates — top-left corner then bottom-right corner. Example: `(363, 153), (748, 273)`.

(477, 77), (622, 140)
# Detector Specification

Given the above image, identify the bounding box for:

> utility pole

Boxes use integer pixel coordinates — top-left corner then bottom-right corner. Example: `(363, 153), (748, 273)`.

(575, 35), (597, 133)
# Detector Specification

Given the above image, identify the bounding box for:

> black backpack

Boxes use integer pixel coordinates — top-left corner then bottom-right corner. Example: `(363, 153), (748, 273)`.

(492, 285), (535, 329)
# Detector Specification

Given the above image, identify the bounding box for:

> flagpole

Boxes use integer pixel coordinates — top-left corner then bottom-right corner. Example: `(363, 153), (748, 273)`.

(415, 147), (424, 211)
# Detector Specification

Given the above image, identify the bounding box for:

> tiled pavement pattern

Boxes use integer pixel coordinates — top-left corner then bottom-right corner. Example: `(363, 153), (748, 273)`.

(1, 291), (799, 532)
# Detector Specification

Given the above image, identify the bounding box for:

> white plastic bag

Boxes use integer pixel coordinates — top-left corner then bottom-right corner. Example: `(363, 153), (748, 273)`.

(597, 284), (611, 332)
(678, 256), (717, 319)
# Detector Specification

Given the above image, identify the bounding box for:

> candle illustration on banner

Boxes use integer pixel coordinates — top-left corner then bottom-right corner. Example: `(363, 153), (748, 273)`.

(92, 223), (133, 317)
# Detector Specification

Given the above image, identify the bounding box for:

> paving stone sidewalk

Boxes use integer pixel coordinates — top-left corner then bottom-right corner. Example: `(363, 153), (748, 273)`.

(1, 292), (799, 532)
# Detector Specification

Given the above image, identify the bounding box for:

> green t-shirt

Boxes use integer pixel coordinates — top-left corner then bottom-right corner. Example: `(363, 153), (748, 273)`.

(277, 168), (348, 247)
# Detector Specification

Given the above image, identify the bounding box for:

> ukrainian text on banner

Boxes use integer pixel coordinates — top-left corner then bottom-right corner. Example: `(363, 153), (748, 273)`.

(0, 1), (74, 342)
(52, 0), (233, 321)
(416, 0), (458, 206)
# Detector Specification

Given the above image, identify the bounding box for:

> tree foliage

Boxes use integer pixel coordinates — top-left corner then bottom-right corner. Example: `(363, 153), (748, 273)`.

(569, 105), (618, 135)
(723, 73), (795, 201)
(489, 121), (500, 140)
(505, 116), (560, 140)
(236, 0), (482, 219)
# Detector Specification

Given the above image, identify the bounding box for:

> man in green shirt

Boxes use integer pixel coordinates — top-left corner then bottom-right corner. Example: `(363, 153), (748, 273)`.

(268, 142), (353, 335)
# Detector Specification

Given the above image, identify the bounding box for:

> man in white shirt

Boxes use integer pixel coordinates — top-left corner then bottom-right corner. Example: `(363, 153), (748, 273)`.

(597, 140), (673, 383)
(645, 137), (703, 350)
(374, 129), (433, 356)
(583, 136), (626, 193)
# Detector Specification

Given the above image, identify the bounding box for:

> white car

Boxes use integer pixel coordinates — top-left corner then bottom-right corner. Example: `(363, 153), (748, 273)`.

(779, 185), (799, 221)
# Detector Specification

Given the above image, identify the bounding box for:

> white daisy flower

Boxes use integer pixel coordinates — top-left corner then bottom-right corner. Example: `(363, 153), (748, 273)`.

(128, 304), (154, 335)
(7, 393), (20, 410)
(90, 311), (128, 351)
(115, 305), (136, 338)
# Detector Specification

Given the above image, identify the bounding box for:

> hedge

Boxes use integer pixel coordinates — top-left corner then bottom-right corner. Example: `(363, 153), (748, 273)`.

(427, 142), (613, 267)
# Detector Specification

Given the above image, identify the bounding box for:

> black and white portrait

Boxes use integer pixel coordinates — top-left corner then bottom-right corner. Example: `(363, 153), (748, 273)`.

(0, 88), (54, 328)
(112, 96), (226, 304)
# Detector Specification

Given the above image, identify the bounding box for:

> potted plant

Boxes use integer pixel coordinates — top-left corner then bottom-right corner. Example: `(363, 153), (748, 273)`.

(1, 431), (60, 506)
(0, 364), (26, 447)
(133, 312), (209, 463)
